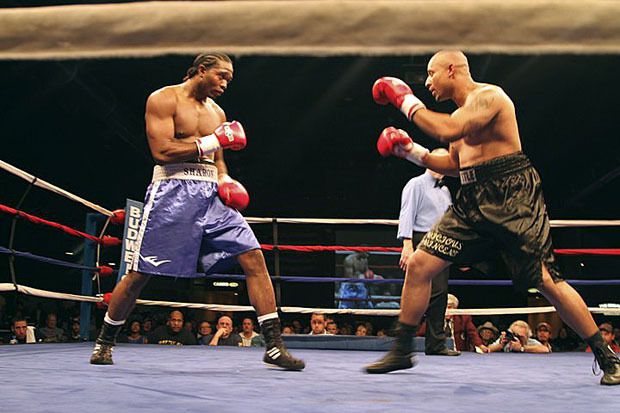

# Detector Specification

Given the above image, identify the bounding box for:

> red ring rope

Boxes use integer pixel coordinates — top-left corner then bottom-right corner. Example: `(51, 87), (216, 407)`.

(260, 244), (620, 256)
(0, 203), (121, 247)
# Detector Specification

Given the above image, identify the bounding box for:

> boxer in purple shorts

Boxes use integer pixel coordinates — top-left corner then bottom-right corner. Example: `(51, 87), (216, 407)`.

(91, 53), (304, 371)
(133, 164), (260, 278)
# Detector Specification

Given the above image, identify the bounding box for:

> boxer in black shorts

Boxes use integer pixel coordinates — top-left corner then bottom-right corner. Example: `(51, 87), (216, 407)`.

(366, 50), (620, 385)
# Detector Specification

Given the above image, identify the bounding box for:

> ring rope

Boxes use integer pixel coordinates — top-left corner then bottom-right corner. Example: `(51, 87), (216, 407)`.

(0, 203), (121, 246)
(2, 283), (618, 317)
(0, 246), (115, 276)
(2, 160), (619, 229)
(0, 159), (114, 216)
(247, 217), (620, 227)
(260, 244), (620, 256)
(3, 239), (617, 284)
(202, 274), (620, 286)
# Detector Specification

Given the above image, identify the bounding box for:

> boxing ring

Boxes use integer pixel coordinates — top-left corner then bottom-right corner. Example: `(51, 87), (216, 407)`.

(1, 344), (617, 413)
(1, 158), (620, 412)
(3, 1), (620, 411)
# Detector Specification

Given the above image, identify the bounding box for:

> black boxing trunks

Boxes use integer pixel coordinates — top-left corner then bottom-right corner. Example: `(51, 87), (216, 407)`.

(418, 152), (563, 292)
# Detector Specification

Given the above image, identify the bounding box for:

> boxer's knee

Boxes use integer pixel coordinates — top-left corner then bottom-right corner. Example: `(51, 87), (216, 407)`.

(117, 271), (151, 297)
(238, 249), (268, 277)
(537, 262), (563, 295)
(405, 251), (445, 284)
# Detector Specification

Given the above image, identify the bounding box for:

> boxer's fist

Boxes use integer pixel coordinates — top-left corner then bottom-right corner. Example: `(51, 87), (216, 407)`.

(214, 121), (246, 150)
(196, 121), (247, 156)
(218, 175), (250, 211)
(377, 127), (429, 167)
(372, 77), (426, 120)
(377, 127), (413, 157)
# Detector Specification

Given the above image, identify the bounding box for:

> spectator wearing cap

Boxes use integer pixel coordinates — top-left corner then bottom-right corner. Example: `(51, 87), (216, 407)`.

(477, 321), (499, 347)
(418, 293), (482, 352)
(586, 323), (620, 353)
(535, 322), (553, 352)
(67, 318), (83, 342)
(488, 320), (550, 353)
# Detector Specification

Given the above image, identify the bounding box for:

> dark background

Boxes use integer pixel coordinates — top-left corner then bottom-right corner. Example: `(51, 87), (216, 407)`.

(1, 54), (620, 315)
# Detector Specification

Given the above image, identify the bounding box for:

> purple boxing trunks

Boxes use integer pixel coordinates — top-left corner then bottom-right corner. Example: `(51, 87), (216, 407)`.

(131, 163), (260, 278)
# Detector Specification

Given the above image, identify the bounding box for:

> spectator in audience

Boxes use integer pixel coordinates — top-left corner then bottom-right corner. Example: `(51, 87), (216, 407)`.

(292, 320), (303, 334)
(8, 317), (36, 344)
(124, 320), (147, 344)
(586, 323), (620, 353)
(326, 321), (339, 335)
(364, 321), (374, 336)
(282, 325), (295, 335)
(201, 315), (242, 346)
(39, 312), (66, 343)
(339, 324), (353, 336)
(535, 322), (553, 352)
(239, 317), (260, 347)
(356, 324), (368, 336)
(67, 318), (83, 342)
(184, 319), (195, 335)
(550, 326), (582, 352)
(487, 320), (550, 353)
(309, 313), (328, 335)
(376, 329), (387, 337)
(142, 317), (154, 335)
(197, 320), (212, 342)
(147, 310), (197, 345)
(477, 321), (499, 347)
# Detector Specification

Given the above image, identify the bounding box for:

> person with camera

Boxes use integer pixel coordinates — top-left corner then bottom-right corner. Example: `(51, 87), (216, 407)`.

(487, 320), (550, 353)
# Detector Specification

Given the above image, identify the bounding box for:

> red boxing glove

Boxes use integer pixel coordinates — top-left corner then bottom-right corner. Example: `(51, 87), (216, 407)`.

(196, 121), (247, 157)
(377, 127), (429, 166)
(377, 127), (413, 157)
(372, 77), (426, 120)
(218, 176), (250, 211)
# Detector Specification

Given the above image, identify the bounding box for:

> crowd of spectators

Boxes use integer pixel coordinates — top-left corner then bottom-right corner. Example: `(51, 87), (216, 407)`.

(0, 295), (618, 354)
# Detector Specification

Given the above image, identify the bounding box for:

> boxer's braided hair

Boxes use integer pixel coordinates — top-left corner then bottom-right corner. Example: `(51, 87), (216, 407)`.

(183, 53), (232, 81)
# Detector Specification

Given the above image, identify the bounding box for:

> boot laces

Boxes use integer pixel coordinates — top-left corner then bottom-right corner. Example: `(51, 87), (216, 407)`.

(592, 345), (620, 376)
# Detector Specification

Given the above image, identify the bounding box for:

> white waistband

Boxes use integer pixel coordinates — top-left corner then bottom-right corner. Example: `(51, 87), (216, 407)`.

(152, 163), (218, 183)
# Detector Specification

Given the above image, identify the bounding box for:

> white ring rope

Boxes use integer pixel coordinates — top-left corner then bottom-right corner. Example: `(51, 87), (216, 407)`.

(245, 217), (620, 227)
(0, 159), (114, 216)
(3, 159), (619, 227)
(2, 161), (619, 318)
(2, 283), (619, 317)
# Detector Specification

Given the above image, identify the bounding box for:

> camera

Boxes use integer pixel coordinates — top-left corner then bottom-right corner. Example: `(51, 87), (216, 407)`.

(504, 330), (520, 342)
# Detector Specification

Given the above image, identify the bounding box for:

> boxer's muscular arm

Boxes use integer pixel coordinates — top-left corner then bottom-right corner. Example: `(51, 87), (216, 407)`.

(423, 145), (460, 177)
(145, 89), (201, 164)
(413, 87), (502, 143)
(212, 106), (229, 178)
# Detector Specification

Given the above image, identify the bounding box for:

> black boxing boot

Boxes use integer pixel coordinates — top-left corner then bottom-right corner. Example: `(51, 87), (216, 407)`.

(365, 322), (418, 374)
(592, 343), (620, 385)
(90, 321), (123, 365)
(261, 318), (305, 371)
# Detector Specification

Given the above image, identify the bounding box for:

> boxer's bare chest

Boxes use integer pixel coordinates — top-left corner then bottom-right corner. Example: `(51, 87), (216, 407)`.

(173, 97), (222, 140)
